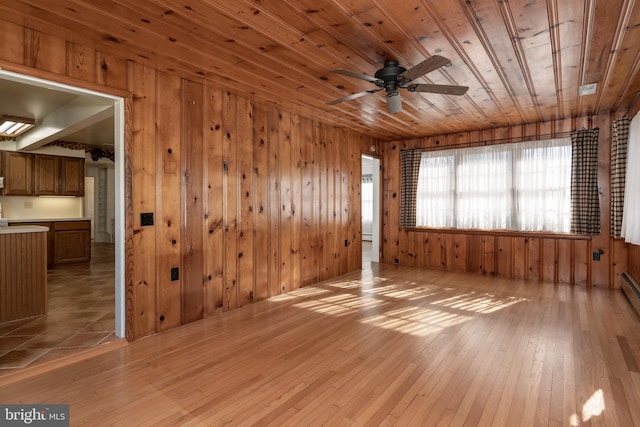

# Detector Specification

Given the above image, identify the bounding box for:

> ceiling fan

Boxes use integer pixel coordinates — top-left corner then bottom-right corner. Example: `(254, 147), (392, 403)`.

(326, 55), (468, 114)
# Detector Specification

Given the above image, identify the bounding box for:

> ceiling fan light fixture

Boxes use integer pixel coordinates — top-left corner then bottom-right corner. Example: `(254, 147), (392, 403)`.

(0, 115), (35, 139)
(386, 91), (402, 114)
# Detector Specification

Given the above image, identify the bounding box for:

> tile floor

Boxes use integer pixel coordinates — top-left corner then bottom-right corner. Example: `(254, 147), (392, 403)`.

(0, 243), (116, 371)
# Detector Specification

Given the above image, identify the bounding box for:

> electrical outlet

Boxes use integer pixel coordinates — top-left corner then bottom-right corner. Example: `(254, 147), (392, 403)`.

(171, 267), (179, 281)
(24, 201), (33, 209)
(140, 212), (154, 226)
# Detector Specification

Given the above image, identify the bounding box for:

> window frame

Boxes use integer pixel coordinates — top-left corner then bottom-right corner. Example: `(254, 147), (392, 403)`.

(408, 138), (574, 234)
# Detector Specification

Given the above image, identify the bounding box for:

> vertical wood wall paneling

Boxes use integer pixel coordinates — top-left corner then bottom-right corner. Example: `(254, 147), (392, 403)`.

(385, 141), (400, 264)
(128, 62), (157, 339)
(279, 110), (293, 294)
(382, 114), (625, 287)
(204, 86), (225, 315)
(629, 245), (640, 283)
(557, 239), (572, 284)
(301, 117), (315, 287)
(325, 126), (338, 279)
(267, 106), (281, 299)
(237, 97), (255, 306)
(290, 113), (303, 291)
(223, 91), (239, 310)
(66, 41), (96, 83)
(496, 236), (513, 278)
(24, 29), (66, 74)
(252, 103), (270, 302)
(339, 129), (349, 274)
(124, 91), (135, 340)
(96, 51), (128, 90)
(338, 129), (354, 274)
(181, 79), (205, 323)
(0, 19), (383, 338)
(0, 21), (24, 63)
(313, 121), (323, 284)
(350, 135), (363, 271)
(156, 71), (182, 331)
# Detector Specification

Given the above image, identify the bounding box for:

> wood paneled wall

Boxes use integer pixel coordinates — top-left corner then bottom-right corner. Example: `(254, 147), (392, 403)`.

(629, 245), (640, 284)
(382, 115), (629, 288)
(0, 20), (380, 340)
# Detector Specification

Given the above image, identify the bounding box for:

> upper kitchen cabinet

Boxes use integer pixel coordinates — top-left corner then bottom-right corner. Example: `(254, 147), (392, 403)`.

(0, 151), (85, 197)
(34, 154), (60, 196)
(1, 151), (33, 196)
(60, 157), (84, 196)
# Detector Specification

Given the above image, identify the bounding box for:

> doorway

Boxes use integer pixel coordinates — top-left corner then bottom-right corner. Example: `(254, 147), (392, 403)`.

(361, 155), (381, 263)
(0, 69), (126, 339)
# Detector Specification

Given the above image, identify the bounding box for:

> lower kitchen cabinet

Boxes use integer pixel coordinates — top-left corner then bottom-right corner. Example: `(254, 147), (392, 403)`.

(9, 220), (91, 267)
(53, 221), (91, 264)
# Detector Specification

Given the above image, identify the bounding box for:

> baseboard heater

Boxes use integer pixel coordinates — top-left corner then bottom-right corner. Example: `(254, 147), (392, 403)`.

(621, 272), (640, 318)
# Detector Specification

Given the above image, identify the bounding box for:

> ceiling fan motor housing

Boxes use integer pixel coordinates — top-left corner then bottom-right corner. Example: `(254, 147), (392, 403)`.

(374, 60), (406, 93)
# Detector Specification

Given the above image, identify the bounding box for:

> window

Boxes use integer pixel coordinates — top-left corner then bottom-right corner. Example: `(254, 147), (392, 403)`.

(414, 138), (572, 232)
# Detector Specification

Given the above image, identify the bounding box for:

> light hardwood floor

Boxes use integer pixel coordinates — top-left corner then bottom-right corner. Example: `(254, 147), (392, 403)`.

(1, 263), (639, 426)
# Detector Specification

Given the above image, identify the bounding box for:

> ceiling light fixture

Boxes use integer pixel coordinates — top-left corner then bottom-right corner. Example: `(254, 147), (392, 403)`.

(0, 115), (35, 140)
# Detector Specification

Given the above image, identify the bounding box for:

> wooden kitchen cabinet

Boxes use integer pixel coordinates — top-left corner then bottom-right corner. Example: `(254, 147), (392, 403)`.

(0, 151), (85, 196)
(34, 154), (60, 195)
(54, 220), (91, 264)
(60, 157), (85, 196)
(9, 220), (90, 267)
(1, 151), (33, 195)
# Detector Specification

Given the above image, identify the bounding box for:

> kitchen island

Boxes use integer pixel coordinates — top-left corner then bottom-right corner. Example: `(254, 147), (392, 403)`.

(7, 218), (92, 268)
(0, 225), (48, 322)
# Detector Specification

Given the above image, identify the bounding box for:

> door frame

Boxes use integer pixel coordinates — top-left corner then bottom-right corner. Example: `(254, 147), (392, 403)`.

(362, 154), (381, 263)
(0, 68), (126, 338)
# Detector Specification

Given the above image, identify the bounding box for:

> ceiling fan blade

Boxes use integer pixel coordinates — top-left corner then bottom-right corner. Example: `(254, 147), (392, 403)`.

(330, 69), (381, 84)
(326, 89), (382, 105)
(406, 84), (469, 96)
(398, 55), (451, 83)
(386, 92), (402, 114)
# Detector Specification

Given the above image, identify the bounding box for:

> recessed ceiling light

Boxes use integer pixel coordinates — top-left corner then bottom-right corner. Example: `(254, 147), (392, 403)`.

(0, 115), (35, 140)
(579, 83), (598, 96)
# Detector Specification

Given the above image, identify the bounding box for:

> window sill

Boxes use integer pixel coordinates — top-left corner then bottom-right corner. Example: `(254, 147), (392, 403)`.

(402, 227), (592, 240)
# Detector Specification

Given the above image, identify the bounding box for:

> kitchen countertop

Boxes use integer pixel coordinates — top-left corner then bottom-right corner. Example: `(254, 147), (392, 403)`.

(4, 217), (92, 223)
(0, 225), (49, 234)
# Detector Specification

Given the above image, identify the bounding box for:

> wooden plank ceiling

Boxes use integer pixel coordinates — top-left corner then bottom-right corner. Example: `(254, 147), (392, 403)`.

(3, 0), (640, 141)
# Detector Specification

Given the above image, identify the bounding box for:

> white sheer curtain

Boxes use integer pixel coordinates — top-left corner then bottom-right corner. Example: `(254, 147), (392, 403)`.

(415, 138), (571, 232)
(621, 114), (640, 244)
(514, 139), (572, 231)
(457, 146), (512, 229)
(416, 153), (455, 227)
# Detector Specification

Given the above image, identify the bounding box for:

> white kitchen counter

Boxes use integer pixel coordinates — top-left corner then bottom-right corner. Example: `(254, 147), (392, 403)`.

(0, 225), (49, 234)
(4, 217), (92, 223)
